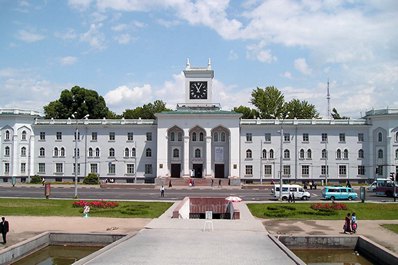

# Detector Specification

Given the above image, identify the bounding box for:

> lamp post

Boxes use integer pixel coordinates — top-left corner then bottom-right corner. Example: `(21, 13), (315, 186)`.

(279, 112), (290, 201)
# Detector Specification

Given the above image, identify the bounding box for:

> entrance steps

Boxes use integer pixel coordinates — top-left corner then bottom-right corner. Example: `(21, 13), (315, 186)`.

(159, 177), (231, 187)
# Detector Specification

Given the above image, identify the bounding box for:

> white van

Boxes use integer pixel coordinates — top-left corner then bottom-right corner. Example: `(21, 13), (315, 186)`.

(272, 184), (311, 200)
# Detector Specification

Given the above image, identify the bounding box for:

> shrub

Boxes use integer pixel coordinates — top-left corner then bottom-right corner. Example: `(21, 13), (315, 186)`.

(30, 175), (42, 184)
(72, 200), (119, 208)
(83, 173), (99, 185)
(310, 203), (347, 211)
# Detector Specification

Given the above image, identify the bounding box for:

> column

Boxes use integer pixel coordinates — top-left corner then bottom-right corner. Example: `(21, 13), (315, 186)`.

(183, 130), (190, 176)
(206, 135), (212, 177)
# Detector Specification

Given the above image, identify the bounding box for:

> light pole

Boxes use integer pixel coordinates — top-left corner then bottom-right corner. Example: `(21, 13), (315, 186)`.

(279, 112), (290, 201)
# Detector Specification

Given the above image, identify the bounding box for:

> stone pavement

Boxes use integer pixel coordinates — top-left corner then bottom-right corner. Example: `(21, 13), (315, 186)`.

(77, 202), (297, 265)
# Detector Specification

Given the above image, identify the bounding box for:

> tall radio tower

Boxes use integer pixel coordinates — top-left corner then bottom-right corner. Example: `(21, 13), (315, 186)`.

(327, 79), (331, 119)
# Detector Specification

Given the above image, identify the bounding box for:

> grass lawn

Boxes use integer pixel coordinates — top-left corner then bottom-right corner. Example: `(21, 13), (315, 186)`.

(0, 198), (172, 218)
(247, 202), (398, 220)
(381, 224), (398, 234)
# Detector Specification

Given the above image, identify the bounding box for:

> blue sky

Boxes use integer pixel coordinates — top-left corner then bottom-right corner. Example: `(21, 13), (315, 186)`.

(1, 0), (397, 118)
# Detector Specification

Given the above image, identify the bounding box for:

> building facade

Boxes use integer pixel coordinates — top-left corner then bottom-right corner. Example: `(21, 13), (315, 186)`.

(1, 62), (398, 184)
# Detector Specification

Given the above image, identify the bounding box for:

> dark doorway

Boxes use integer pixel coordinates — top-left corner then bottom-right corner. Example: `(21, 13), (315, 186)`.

(215, 164), (224, 178)
(171, 164), (181, 178)
(192, 164), (203, 178)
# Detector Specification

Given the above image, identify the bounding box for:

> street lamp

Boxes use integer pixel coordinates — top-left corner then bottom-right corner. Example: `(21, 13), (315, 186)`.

(279, 112), (290, 200)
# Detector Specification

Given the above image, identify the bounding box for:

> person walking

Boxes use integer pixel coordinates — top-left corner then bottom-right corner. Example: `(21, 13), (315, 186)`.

(351, 212), (357, 233)
(0, 217), (9, 244)
(160, 185), (165, 197)
(344, 213), (352, 234)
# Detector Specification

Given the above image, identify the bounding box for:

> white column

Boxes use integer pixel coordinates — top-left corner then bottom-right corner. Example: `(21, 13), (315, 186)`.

(206, 135), (212, 177)
(183, 131), (190, 176)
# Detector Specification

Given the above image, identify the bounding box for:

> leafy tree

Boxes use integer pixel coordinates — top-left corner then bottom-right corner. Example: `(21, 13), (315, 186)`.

(331, 108), (349, 119)
(233, 106), (259, 119)
(284, 99), (320, 119)
(123, 100), (171, 119)
(44, 86), (112, 119)
(83, 173), (99, 185)
(250, 86), (285, 119)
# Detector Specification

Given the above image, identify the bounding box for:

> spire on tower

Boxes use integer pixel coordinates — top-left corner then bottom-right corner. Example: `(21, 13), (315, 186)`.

(207, 58), (212, 69)
(186, 58), (191, 69)
(327, 79), (331, 119)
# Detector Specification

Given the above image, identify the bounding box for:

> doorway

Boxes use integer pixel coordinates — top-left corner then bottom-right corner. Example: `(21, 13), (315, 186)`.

(215, 164), (224, 178)
(192, 164), (203, 178)
(171, 164), (181, 178)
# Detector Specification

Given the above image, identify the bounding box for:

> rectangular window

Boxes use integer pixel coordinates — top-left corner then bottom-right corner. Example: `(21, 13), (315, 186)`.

(146, 132), (152, 141)
(246, 133), (252, 142)
(321, 165), (329, 175)
(40, 132), (45, 140)
(127, 164), (135, 174)
(358, 165), (365, 175)
(4, 163), (10, 174)
(127, 132), (134, 141)
(264, 165), (272, 175)
(284, 133), (290, 142)
(377, 165), (383, 176)
(91, 132), (97, 141)
(358, 133), (364, 142)
(108, 163), (116, 174)
(264, 133), (271, 142)
(321, 133), (328, 142)
(302, 165), (309, 175)
(245, 165), (253, 175)
(339, 133), (346, 142)
(56, 132), (62, 140)
(109, 132), (115, 141)
(145, 164), (153, 174)
(90, 163), (98, 173)
(38, 163), (45, 173)
(21, 163), (26, 174)
(55, 163), (63, 173)
(283, 165), (291, 176)
(339, 165), (347, 175)
(302, 133), (309, 142)
(73, 163), (81, 175)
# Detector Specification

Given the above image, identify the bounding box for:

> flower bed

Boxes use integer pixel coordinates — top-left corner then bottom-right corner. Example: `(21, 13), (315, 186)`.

(310, 203), (347, 211)
(72, 200), (119, 209)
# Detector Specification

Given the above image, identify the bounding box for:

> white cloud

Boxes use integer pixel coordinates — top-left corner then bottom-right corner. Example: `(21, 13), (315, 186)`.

(16, 29), (45, 43)
(282, 71), (292, 79)
(68, 0), (93, 11)
(246, 42), (276, 63)
(114, 33), (133, 44)
(294, 58), (312, 75)
(80, 23), (106, 50)
(54, 28), (78, 40)
(104, 84), (152, 113)
(60, 56), (78, 65)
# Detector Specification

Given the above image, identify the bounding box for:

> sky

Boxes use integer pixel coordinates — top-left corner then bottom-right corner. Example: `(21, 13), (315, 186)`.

(1, 0), (397, 119)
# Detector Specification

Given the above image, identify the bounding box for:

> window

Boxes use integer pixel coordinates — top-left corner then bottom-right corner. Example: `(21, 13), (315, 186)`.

(125, 148), (129, 157)
(321, 133), (328, 142)
(283, 165), (291, 175)
(21, 147), (26, 157)
(4, 163), (10, 174)
(358, 165), (365, 175)
(396, 132), (398, 142)
(213, 132), (218, 142)
(145, 164), (153, 174)
(127, 132), (134, 141)
(74, 148), (80, 158)
(20, 163), (26, 174)
(146, 148), (152, 157)
(264, 165), (272, 175)
(108, 163), (115, 174)
(22, 130), (27, 140)
(39, 147), (45, 157)
(299, 149), (305, 159)
(177, 132), (182, 141)
(60, 147), (65, 157)
(378, 132), (383, 142)
(73, 163), (80, 174)
(127, 164), (135, 174)
(269, 149), (274, 159)
(95, 148), (100, 157)
(321, 149), (327, 159)
(377, 165), (383, 175)
(74, 131), (80, 141)
(109, 148), (115, 157)
(91, 132), (97, 141)
(192, 132), (197, 141)
(264, 133), (271, 142)
(343, 149), (348, 159)
(170, 132), (175, 141)
(146, 132), (152, 141)
(90, 163), (98, 173)
(246, 133), (252, 142)
(262, 149), (267, 159)
(199, 132), (204, 141)
(173, 148), (179, 158)
(395, 149), (398, 160)
(54, 147), (59, 157)
(358, 133), (364, 142)
(321, 165), (329, 175)
(5, 130), (10, 140)
(40, 132), (45, 140)
(336, 149), (342, 159)
(56, 132), (62, 140)
(378, 149), (383, 159)
(109, 132), (115, 141)
(55, 163), (63, 173)
(194, 148), (201, 158)
(284, 133), (290, 142)
(5, 146), (10, 157)
(132, 148), (136, 157)
(302, 133), (309, 142)
(245, 165), (253, 175)
(221, 132), (226, 142)
(307, 149), (312, 159)
(284, 149), (290, 159)
(358, 149), (364, 159)
(339, 165), (347, 175)
(246, 149), (252, 159)
(302, 165), (309, 175)
(88, 148), (93, 157)
(38, 163), (45, 173)
(339, 133), (345, 142)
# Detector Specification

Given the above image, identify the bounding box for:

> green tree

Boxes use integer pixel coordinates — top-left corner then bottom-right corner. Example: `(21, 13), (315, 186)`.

(284, 99), (320, 119)
(250, 86), (285, 119)
(123, 100), (171, 119)
(44, 86), (112, 119)
(331, 108), (349, 119)
(233, 106), (259, 119)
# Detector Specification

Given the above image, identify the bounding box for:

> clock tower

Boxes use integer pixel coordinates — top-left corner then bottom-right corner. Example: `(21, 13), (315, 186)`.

(184, 58), (214, 105)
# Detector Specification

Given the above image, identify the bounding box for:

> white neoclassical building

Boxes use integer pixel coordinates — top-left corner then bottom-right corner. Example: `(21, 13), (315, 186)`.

(1, 61), (398, 184)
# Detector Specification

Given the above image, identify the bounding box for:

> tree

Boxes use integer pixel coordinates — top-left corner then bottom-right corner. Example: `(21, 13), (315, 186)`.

(123, 100), (171, 119)
(233, 106), (259, 119)
(250, 86), (285, 119)
(331, 108), (349, 119)
(284, 99), (320, 119)
(44, 86), (112, 119)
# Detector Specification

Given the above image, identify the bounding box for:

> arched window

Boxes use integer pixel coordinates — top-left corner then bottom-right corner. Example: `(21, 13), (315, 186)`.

(194, 148), (201, 158)
(39, 147), (45, 157)
(246, 149), (252, 159)
(343, 149), (349, 159)
(170, 132), (175, 141)
(396, 149), (398, 159)
(199, 132), (204, 141)
(173, 148), (179, 158)
(322, 149), (327, 159)
(336, 149), (342, 159)
(269, 149), (274, 159)
(213, 132), (219, 142)
(378, 149), (383, 159)
(96, 148), (100, 157)
(22, 130), (27, 140)
(88, 148), (93, 157)
(192, 132), (197, 141)
(178, 132), (182, 141)
(299, 149), (305, 159)
(146, 148), (152, 157)
(54, 147), (59, 157)
(5, 130), (10, 140)
(358, 149), (364, 159)
(378, 132), (383, 142)
(262, 149), (267, 159)
(125, 148), (129, 157)
(4, 146), (10, 156)
(284, 149), (290, 159)
(21, 146), (26, 157)
(132, 148), (136, 157)
(221, 132), (226, 142)
(307, 149), (312, 159)
(109, 148), (115, 157)
(60, 147), (65, 157)
(74, 148), (80, 157)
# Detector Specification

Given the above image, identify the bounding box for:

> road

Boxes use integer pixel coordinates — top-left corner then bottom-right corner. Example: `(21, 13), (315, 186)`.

(0, 185), (395, 202)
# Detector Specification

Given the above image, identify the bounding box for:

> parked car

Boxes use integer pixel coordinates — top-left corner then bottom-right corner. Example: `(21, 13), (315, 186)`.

(272, 184), (311, 200)
(321, 186), (358, 200)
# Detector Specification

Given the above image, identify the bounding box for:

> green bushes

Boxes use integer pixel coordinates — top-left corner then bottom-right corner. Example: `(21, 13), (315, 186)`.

(83, 173), (99, 184)
(30, 175), (42, 184)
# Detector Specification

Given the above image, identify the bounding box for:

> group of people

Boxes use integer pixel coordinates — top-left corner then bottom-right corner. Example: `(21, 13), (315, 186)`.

(1, 216), (9, 244)
(344, 212), (358, 234)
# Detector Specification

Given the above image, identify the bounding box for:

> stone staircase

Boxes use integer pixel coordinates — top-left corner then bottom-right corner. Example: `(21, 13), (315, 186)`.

(159, 177), (231, 187)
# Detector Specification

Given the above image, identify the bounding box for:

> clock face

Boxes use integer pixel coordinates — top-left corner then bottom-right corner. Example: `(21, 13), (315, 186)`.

(189, 81), (208, 99)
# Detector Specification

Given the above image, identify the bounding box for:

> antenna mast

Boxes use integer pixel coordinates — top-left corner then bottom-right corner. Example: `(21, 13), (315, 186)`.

(327, 79), (331, 119)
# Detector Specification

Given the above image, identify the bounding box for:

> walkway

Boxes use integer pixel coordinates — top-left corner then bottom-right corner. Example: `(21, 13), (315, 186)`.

(78, 202), (297, 265)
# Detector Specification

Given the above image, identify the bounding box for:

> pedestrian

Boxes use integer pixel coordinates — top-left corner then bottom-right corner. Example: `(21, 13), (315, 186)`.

(83, 204), (90, 218)
(169, 180), (172, 188)
(344, 213), (352, 234)
(351, 212), (357, 233)
(0, 217), (9, 244)
(211, 179), (214, 187)
(160, 185), (165, 197)
(346, 181), (352, 188)
(288, 191), (292, 203)
(42, 177), (45, 186)
(292, 192), (295, 203)
(218, 179), (222, 187)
